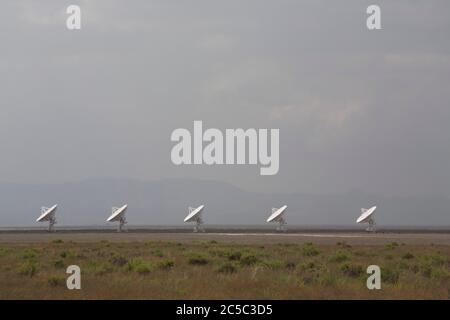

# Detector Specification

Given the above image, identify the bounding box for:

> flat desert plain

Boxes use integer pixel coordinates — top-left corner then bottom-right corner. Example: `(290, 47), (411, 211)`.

(0, 232), (448, 299)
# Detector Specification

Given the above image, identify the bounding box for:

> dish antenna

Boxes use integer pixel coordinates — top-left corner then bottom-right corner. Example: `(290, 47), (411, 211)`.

(36, 204), (57, 232)
(356, 206), (377, 232)
(184, 205), (205, 232)
(266, 205), (288, 231)
(107, 204), (128, 232)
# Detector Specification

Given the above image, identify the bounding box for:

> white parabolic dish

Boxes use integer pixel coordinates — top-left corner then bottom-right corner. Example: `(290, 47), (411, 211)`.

(107, 204), (128, 222)
(36, 204), (57, 222)
(267, 205), (287, 222)
(356, 206), (377, 223)
(184, 205), (204, 222)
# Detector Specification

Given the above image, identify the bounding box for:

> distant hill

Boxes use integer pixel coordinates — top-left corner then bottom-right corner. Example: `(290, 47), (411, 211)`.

(0, 178), (449, 227)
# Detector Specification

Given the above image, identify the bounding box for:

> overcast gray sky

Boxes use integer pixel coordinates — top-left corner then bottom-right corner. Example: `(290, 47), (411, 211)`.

(1, 0), (450, 197)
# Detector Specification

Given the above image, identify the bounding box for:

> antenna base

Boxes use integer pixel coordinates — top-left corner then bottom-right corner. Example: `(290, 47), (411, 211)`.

(118, 216), (128, 232)
(48, 217), (56, 232)
(366, 218), (376, 232)
(276, 218), (287, 232)
(193, 217), (205, 233)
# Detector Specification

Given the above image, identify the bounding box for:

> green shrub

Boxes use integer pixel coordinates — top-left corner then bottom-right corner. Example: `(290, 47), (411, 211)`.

(337, 241), (352, 248)
(381, 267), (400, 284)
(60, 250), (75, 259)
(208, 249), (222, 257)
(87, 261), (114, 275)
(420, 254), (447, 278)
(157, 260), (175, 270)
(217, 263), (237, 274)
(341, 263), (364, 278)
(385, 242), (399, 250)
(53, 260), (65, 269)
(135, 264), (152, 274)
(48, 276), (65, 287)
(285, 261), (296, 270)
(427, 268), (449, 280)
(300, 261), (317, 271)
(228, 251), (242, 261)
(422, 254), (446, 266)
(410, 264), (420, 274)
(209, 249), (242, 261)
(402, 252), (414, 260)
(127, 259), (154, 274)
(22, 249), (38, 260)
(301, 273), (318, 285)
(52, 239), (63, 244)
(18, 261), (38, 277)
(302, 243), (320, 257)
(329, 250), (351, 263)
(152, 249), (164, 257)
(0, 247), (10, 257)
(240, 254), (259, 266)
(110, 255), (129, 267)
(187, 254), (209, 266)
(260, 259), (284, 270)
(319, 272), (338, 286)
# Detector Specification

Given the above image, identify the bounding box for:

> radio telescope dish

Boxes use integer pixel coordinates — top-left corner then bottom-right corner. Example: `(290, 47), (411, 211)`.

(107, 204), (128, 232)
(184, 205), (205, 232)
(356, 206), (377, 232)
(266, 205), (287, 231)
(36, 204), (57, 232)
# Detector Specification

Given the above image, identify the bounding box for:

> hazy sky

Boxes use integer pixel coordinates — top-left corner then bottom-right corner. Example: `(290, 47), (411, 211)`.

(1, 0), (450, 197)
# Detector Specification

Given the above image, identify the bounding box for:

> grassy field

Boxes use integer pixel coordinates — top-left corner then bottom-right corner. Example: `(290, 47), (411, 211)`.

(0, 240), (448, 299)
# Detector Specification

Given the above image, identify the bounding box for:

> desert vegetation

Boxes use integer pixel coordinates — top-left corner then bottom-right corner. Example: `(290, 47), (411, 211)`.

(0, 240), (448, 299)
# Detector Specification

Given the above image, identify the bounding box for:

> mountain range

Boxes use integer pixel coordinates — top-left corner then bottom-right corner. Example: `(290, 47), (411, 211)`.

(0, 178), (448, 227)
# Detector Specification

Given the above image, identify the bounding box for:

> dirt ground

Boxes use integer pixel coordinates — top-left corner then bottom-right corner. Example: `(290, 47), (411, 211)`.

(0, 232), (448, 299)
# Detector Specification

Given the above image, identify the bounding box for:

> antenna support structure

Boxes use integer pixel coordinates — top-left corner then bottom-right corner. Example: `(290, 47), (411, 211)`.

(48, 216), (56, 232)
(276, 216), (287, 232)
(365, 216), (376, 232)
(118, 215), (127, 232)
(192, 214), (204, 233)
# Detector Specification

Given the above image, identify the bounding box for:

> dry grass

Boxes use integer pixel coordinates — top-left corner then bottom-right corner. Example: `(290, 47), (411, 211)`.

(0, 240), (448, 299)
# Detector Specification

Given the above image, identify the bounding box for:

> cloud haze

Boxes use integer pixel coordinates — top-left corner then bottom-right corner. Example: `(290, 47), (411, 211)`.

(0, 1), (449, 225)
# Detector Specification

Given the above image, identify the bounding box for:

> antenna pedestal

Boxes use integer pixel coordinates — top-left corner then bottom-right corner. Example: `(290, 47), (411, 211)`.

(118, 216), (127, 232)
(366, 218), (376, 232)
(276, 218), (287, 232)
(193, 217), (205, 233)
(48, 217), (56, 232)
